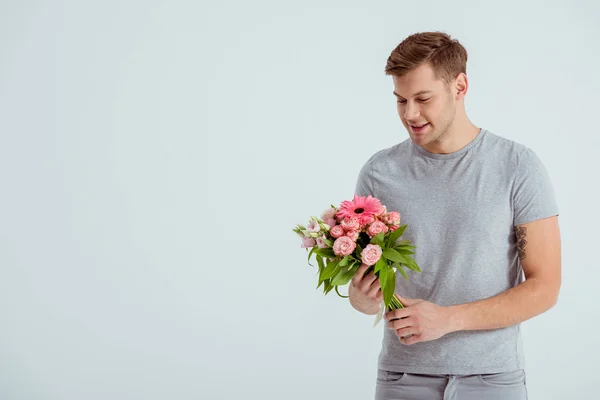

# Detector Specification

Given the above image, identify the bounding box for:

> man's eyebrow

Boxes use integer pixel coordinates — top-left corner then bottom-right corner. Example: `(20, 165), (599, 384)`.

(393, 90), (433, 98)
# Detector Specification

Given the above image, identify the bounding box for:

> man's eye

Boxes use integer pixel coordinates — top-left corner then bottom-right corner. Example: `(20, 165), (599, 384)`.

(397, 100), (406, 104)
(418, 98), (430, 102)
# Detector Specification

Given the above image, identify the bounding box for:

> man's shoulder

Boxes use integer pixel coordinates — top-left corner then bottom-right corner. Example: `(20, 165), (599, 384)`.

(359, 139), (412, 168)
(481, 129), (535, 165)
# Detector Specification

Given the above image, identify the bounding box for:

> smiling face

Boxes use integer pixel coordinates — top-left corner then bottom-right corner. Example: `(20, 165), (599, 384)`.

(392, 62), (458, 148)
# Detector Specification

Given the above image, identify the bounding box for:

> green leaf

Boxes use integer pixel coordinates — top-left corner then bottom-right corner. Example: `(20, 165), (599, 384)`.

(370, 232), (385, 247)
(386, 224), (408, 247)
(307, 247), (316, 266)
(403, 255), (422, 272)
(322, 238), (334, 247)
(319, 259), (337, 286)
(395, 248), (415, 255)
(382, 267), (396, 307)
(322, 261), (342, 280)
(382, 248), (407, 264)
(374, 258), (386, 275)
(395, 263), (409, 280)
(379, 263), (389, 290)
(331, 266), (354, 286)
(313, 248), (335, 259)
(324, 280), (335, 294)
(356, 243), (363, 259)
(339, 255), (349, 267)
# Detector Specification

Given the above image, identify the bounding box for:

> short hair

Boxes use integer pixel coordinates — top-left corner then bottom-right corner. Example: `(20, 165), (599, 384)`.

(384, 31), (468, 87)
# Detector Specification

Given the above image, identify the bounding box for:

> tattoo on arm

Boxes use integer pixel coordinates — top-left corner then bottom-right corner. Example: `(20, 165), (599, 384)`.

(515, 226), (527, 260)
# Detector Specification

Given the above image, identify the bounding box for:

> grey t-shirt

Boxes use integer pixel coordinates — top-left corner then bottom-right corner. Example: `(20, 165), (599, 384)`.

(354, 128), (559, 375)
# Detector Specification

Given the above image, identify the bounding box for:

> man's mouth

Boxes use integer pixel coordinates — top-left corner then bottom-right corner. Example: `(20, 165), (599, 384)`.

(410, 123), (430, 132)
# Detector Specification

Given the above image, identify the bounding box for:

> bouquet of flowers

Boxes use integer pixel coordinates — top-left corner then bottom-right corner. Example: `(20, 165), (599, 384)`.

(293, 195), (421, 326)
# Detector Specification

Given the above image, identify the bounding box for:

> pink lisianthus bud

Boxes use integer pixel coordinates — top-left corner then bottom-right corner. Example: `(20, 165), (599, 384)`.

(367, 220), (389, 238)
(361, 244), (382, 266)
(306, 219), (321, 233)
(301, 236), (316, 248)
(321, 207), (337, 222)
(330, 225), (345, 238)
(333, 236), (356, 257)
(316, 237), (329, 249)
(345, 229), (359, 241)
(325, 217), (337, 229)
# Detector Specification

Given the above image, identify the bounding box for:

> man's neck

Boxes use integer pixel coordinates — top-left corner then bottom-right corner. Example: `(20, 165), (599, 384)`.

(422, 122), (481, 154)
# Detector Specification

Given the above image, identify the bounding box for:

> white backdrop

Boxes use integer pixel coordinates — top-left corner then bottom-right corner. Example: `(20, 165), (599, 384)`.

(1, 1), (598, 399)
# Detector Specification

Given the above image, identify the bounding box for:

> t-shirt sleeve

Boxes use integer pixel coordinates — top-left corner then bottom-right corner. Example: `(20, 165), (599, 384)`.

(512, 147), (559, 226)
(355, 159), (375, 197)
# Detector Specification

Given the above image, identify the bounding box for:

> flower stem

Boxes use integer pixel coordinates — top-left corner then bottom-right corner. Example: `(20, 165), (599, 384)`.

(386, 294), (405, 312)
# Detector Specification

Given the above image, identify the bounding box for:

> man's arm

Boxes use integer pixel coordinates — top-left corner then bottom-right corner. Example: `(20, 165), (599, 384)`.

(448, 215), (562, 332)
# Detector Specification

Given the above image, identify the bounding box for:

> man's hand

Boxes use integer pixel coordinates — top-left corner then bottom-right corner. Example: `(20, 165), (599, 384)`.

(384, 297), (455, 345)
(348, 263), (384, 315)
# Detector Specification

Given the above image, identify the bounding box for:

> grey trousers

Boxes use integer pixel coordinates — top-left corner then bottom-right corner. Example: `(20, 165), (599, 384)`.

(375, 369), (528, 400)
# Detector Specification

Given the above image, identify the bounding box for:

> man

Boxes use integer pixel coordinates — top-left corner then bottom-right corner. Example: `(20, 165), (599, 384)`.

(348, 31), (561, 400)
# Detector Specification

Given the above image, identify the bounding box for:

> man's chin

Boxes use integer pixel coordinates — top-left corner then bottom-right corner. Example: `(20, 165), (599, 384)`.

(409, 133), (429, 145)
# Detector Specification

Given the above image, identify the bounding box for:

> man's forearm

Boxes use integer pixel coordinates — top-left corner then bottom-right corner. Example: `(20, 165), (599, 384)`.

(448, 277), (559, 332)
(348, 283), (379, 315)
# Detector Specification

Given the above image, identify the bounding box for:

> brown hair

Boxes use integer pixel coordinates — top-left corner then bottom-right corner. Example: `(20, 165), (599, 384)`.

(384, 31), (468, 87)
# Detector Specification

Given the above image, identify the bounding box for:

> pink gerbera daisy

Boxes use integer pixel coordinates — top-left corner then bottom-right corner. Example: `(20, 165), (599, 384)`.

(337, 195), (383, 227)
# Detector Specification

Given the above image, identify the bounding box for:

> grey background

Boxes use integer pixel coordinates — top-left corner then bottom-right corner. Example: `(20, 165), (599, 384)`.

(0, 1), (597, 399)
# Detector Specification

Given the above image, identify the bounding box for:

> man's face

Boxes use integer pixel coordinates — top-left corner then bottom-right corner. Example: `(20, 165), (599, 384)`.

(392, 63), (457, 147)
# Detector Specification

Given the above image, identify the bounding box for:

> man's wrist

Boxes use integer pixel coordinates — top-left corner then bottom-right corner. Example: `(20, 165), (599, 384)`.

(446, 304), (465, 333)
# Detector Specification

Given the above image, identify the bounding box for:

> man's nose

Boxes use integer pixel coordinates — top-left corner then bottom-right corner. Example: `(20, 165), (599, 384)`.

(404, 102), (420, 120)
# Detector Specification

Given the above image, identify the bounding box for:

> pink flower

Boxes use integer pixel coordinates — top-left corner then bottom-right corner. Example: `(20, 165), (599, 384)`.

(306, 219), (320, 233)
(321, 207), (337, 221)
(345, 229), (359, 241)
(333, 236), (356, 257)
(382, 211), (401, 226)
(330, 225), (345, 238)
(362, 214), (375, 225)
(367, 221), (389, 238)
(337, 194), (384, 227)
(301, 237), (316, 248)
(361, 244), (382, 266)
(389, 225), (399, 232)
(316, 237), (329, 249)
(340, 216), (360, 231)
(325, 217), (337, 229)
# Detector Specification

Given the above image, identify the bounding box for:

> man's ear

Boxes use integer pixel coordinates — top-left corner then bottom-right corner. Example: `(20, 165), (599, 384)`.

(454, 73), (468, 100)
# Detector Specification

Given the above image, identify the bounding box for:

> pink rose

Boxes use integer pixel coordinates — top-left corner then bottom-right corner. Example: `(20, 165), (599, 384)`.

(333, 236), (356, 257)
(382, 211), (401, 226)
(341, 216), (360, 231)
(316, 237), (329, 249)
(367, 221), (389, 238)
(389, 225), (399, 232)
(376, 204), (387, 217)
(301, 237), (316, 248)
(345, 229), (359, 241)
(361, 244), (382, 266)
(330, 225), (345, 238)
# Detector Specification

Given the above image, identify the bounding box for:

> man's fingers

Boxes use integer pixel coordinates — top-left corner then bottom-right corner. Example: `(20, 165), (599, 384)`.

(367, 282), (381, 298)
(352, 263), (371, 285)
(387, 315), (409, 330)
(400, 334), (420, 346)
